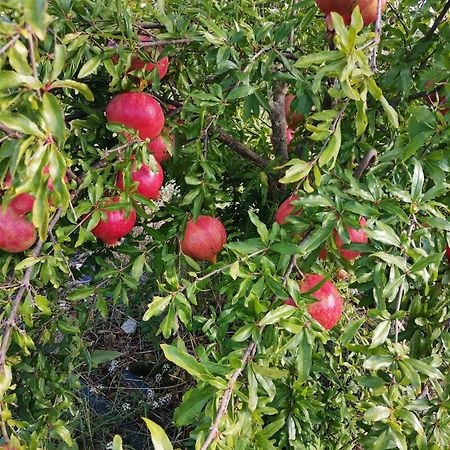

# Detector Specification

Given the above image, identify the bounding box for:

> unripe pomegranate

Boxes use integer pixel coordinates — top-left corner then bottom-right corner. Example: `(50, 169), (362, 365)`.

(333, 217), (368, 261)
(316, 0), (387, 26)
(446, 246), (450, 263)
(147, 131), (173, 163)
(299, 274), (342, 330)
(285, 95), (304, 129)
(275, 195), (301, 225)
(181, 215), (227, 263)
(106, 92), (165, 141)
(92, 197), (137, 246)
(0, 204), (36, 253)
(116, 160), (164, 200)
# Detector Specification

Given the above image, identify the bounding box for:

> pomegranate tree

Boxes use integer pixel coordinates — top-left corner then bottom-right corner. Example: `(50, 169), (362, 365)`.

(333, 217), (368, 261)
(284, 95), (304, 129)
(181, 215), (227, 263)
(315, 0), (387, 26)
(106, 92), (165, 141)
(0, 205), (36, 253)
(116, 160), (164, 200)
(298, 274), (343, 330)
(275, 195), (301, 225)
(92, 197), (137, 246)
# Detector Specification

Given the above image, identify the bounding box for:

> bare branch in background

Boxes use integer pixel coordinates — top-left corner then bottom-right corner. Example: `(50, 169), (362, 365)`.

(0, 34), (20, 57)
(269, 80), (289, 162)
(370, 0), (384, 72)
(424, 0), (450, 40)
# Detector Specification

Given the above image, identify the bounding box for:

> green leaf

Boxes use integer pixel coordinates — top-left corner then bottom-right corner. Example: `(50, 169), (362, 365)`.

(232, 323), (255, 342)
(399, 361), (421, 391)
(421, 216), (450, 231)
(410, 253), (443, 273)
(296, 331), (312, 383)
(279, 160), (311, 184)
(366, 222), (401, 247)
(248, 211), (269, 245)
(42, 93), (66, 142)
(112, 435), (123, 450)
(227, 85), (254, 101)
(161, 344), (227, 389)
(380, 96), (399, 129)
(294, 50), (343, 68)
(319, 122), (341, 168)
(0, 111), (45, 138)
(407, 358), (444, 379)
(248, 367), (258, 411)
(371, 252), (408, 272)
(78, 54), (103, 78)
(51, 44), (66, 81)
(0, 365), (12, 400)
(131, 253), (146, 281)
(372, 430), (390, 450)
(67, 286), (95, 301)
(370, 320), (391, 348)
(398, 409), (424, 435)
(23, 0), (48, 40)
(54, 424), (72, 446)
(50, 80), (94, 101)
(298, 218), (336, 255)
(259, 304), (296, 326)
(90, 350), (122, 369)
(363, 355), (393, 370)
(8, 40), (32, 75)
(411, 160), (424, 201)
(270, 242), (300, 255)
(364, 406), (391, 422)
(35, 295), (51, 315)
(340, 319), (364, 346)
(143, 296), (171, 321)
(174, 385), (215, 426)
(142, 418), (173, 450)
(389, 427), (407, 450)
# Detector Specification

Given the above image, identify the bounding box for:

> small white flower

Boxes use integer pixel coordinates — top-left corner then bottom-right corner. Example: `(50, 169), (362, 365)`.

(122, 402), (131, 411)
(155, 373), (163, 383)
(106, 442), (113, 450)
(109, 360), (118, 372)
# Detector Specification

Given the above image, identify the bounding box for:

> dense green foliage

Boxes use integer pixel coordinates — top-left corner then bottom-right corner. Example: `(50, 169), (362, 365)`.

(0, 0), (449, 449)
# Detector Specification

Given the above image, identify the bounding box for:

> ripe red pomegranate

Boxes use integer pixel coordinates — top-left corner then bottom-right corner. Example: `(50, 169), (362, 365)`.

(316, 0), (387, 26)
(333, 217), (368, 261)
(181, 215), (227, 263)
(285, 95), (304, 129)
(446, 246), (450, 263)
(275, 195), (301, 225)
(116, 160), (164, 200)
(106, 92), (165, 141)
(296, 274), (342, 330)
(0, 204), (36, 253)
(92, 197), (137, 246)
(286, 128), (294, 145)
(112, 36), (169, 81)
(147, 132), (173, 163)
(4, 168), (67, 215)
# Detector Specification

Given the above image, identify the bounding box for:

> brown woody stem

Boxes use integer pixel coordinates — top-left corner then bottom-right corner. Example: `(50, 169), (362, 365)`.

(270, 81), (289, 163)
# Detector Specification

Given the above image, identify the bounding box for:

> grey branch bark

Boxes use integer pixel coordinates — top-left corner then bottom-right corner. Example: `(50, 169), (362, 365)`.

(213, 126), (270, 170)
(354, 150), (377, 179)
(269, 80), (289, 163)
(424, 0), (450, 40)
(370, 0), (384, 72)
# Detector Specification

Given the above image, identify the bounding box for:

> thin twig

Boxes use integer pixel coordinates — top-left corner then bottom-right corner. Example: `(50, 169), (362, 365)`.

(200, 254), (297, 450)
(139, 38), (192, 48)
(370, 0), (384, 72)
(26, 25), (41, 100)
(212, 126), (270, 170)
(424, 0), (450, 40)
(0, 123), (22, 139)
(135, 22), (166, 29)
(0, 34), (20, 57)
(269, 81), (289, 162)
(289, 0), (299, 46)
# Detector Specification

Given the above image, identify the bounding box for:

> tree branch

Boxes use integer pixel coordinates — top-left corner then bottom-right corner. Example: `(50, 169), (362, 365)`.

(370, 0), (384, 72)
(354, 149), (377, 179)
(0, 35), (20, 57)
(269, 81), (289, 162)
(135, 22), (166, 29)
(139, 38), (192, 48)
(0, 123), (22, 139)
(424, 0), (450, 40)
(212, 126), (270, 170)
(26, 25), (41, 100)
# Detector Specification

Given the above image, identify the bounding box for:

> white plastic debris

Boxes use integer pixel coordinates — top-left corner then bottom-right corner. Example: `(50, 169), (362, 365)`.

(121, 318), (138, 334)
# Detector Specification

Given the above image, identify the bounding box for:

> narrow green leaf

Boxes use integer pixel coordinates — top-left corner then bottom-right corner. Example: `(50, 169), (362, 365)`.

(294, 50), (343, 69)
(248, 211), (269, 245)
(259, 304), (296, 326)
(50, 80), (94, 101)
(341, 319), (364, 346)
(143, 296), (171, 321)
(112, 435), (123, 450)
(23, 0), (48, 40)
(410, 253), (443, 273)
(370, 320), (390, 348)
(364, 406), (391, 422)
(42, 93), (66, 142)
(142, 418), (173, 450)
(131, 254), (146, 281)
(78, 54), (103, 78)
(0, 111), (45, 138)
(90, 350), (122, 369)
(319, 122), (341, 167)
